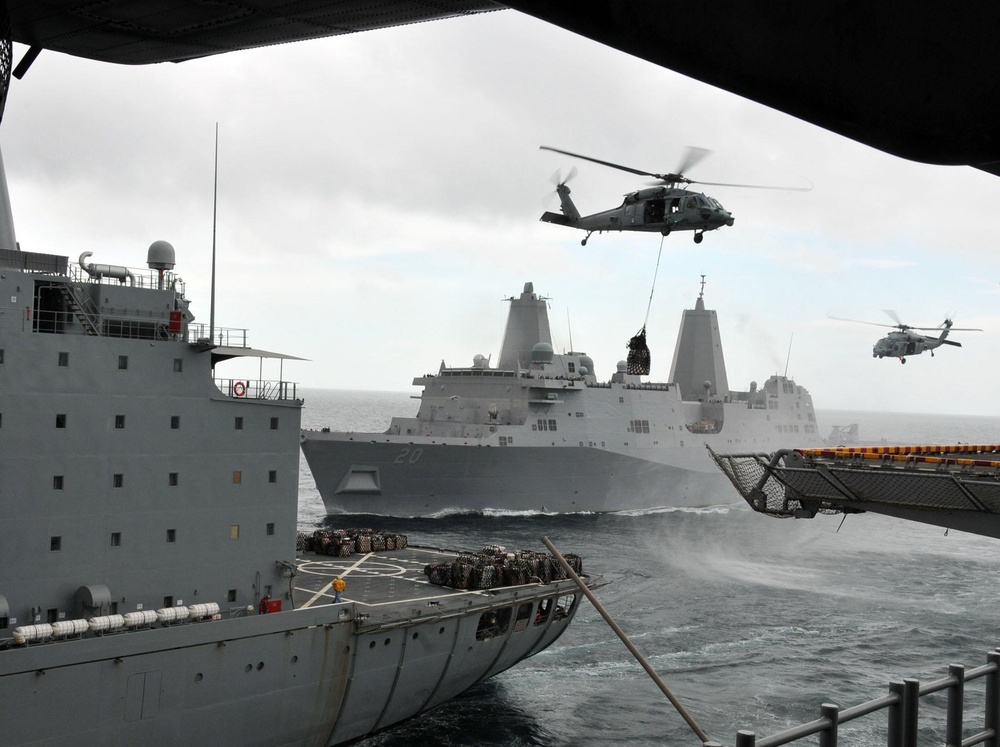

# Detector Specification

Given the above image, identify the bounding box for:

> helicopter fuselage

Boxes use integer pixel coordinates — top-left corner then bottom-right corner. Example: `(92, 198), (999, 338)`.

(873, 327), (960, 362)
(541, 184), (734, 245)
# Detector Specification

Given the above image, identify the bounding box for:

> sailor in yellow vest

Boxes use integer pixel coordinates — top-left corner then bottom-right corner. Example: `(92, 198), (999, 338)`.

(332, 576), (346, 603)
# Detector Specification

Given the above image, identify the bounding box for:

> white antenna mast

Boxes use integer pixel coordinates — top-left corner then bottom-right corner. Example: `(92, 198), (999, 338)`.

(210, 123), (218, 344)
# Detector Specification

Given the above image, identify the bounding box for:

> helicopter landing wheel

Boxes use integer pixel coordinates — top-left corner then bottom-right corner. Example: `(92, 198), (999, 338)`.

(900, 358), (906, 364)
(693, 233), (704, 244)
(581, 238), (588, 246)
(661, 226), (671, 236)
(582, 231), (593, 246)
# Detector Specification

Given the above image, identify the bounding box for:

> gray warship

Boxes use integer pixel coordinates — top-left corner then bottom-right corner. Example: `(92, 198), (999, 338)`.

(302, 281), (823, 516)
(0, 153), (594, 745)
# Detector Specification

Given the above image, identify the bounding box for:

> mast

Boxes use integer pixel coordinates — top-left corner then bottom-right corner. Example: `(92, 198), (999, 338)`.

(0, 146), (18, 251)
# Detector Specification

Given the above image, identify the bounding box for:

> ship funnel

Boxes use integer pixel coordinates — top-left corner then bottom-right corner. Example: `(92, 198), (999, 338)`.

(498, 282), (552, 371)
(668, 293), (730, 400)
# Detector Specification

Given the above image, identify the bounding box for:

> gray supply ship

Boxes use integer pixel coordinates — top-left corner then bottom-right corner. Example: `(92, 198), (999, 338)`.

(0, 153), (594, 745)
(302, 281), (823, 516)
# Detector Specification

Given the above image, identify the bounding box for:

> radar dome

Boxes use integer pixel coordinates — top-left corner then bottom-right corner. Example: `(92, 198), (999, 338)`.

(147, 240), (176, 270)
(617, 360), (627, 372)
(703, 380), (712, 390)
(578, 367), (588, 376)
(531, 342), (554, 364)
(580, 355), (595, 373)
(472, 354), (488, 369)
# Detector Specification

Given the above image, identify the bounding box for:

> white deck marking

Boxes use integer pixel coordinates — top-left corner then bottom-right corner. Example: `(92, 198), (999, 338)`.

(300, 553), (374, 608)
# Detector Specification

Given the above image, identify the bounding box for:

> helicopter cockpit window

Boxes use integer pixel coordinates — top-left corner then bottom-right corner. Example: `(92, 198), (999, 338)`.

(685, 197), (699, 209)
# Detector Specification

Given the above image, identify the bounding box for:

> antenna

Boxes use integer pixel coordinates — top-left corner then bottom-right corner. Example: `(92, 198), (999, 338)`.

(567, 309), (574, 352)
(699, 274), (706, 300)
(783, 333), (793, 377)
(210, 123), (219, 344)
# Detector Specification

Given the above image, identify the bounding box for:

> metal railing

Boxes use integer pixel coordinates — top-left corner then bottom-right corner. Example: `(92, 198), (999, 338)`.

(188, 325), (249, 348)
(705, 650), (1000, 747)
(217, 378), (298, 402)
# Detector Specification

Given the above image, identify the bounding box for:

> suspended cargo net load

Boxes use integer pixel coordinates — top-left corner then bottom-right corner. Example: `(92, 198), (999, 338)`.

(707, 444), (1000, 523)
(424, 545), (583, 590)
(297, 528), (409, 557)
(626, 326), (651, 375)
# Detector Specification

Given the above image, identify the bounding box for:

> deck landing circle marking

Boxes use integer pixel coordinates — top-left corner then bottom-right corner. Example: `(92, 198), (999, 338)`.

(297, 559), (408, 578)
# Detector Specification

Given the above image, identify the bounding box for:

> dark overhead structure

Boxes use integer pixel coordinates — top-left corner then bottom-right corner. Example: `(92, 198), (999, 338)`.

(2, 1), (998, 175)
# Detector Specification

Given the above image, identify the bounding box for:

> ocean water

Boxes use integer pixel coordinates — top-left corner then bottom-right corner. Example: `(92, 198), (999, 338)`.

(298, 390), (1000, 746)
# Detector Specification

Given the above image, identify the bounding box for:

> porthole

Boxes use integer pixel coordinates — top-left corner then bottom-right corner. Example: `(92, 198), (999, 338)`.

(290, 655), (298, 664)
(369, 641), (376, 649)
(244, 664), (252, 673)
(384, 638), (391, 646)
(412, 632), (418, 640)
(195, 673), (203, 683)
(256, 662), (264, 671)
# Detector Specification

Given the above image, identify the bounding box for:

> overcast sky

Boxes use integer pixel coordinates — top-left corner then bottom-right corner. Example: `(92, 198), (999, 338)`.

(3, 10), (1000, 416)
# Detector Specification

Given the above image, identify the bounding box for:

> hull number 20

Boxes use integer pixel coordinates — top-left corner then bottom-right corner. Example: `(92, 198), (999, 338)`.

(394, 448), (423, 464)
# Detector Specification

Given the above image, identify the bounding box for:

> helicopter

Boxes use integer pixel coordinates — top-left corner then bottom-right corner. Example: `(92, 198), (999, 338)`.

(538, 145), (810, 246)
(831, 311), (982, 363)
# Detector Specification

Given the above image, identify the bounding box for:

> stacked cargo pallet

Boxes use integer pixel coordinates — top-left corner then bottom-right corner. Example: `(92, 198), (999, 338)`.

(296, 528), (409, 557)
(424, 545), (583, 590)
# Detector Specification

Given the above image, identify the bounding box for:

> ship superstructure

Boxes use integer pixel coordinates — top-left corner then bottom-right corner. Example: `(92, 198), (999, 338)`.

(0, 159), (591, 745)
(302, 281), (822, 516)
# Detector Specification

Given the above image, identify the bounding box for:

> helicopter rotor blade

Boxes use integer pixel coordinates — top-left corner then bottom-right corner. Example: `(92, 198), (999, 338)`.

(675, 146), (711, 176)
(883, 310), (906, 328)
(540, 146), (656, 179)
(686, 178), (813, 192)
(828, 314), (899, 329)
(549, 165), (578, 187)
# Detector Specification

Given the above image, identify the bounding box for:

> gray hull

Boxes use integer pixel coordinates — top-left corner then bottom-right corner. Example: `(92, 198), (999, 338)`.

(3, 547), (583, 746)
(303, 435), (738, 516)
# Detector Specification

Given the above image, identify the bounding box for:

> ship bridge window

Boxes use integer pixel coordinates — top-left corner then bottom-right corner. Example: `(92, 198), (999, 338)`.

(168, 472), (178, 486)
(115, 414), (125, 429)
(268, 470), (277, 483)
(111, 532), (121, 547)
(567, 362), (575, 373)
(118, 355), (128, 370)
(167, 529), (176, 543)
(629, 419), (650, 433)
(58, 351), (68, 367)
(113, 473), (123, 488)
(235, 417), (243, 430)
(53, 475), (64, 490)
(56, 413), (66, 428)
(270, 417), (279, 430)
(533, 419), (557, 432)
(171, 416), (180, 429)
(50, 536), (61, 551)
